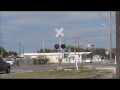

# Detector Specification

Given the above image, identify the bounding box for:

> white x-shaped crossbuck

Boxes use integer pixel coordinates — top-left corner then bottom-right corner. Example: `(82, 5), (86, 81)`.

(55, 28), (64, 37)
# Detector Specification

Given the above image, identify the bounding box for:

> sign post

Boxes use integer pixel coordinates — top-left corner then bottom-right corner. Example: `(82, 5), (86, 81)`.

(75, 56), (78, 70)
(55, 28), (64, 70)
(105, 51), (109, 60)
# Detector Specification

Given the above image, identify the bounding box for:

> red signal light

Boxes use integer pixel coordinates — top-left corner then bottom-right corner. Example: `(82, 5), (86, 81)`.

(54, 44), (59, 49)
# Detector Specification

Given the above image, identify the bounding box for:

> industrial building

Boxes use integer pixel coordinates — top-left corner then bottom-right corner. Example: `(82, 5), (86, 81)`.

(20, 52), (92, 63)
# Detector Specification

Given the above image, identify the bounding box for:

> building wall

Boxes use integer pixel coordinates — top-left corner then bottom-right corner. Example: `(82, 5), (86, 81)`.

(21, 52), (92, 63)
(93, 55), (99, 61)
(46, 55), (59, 63)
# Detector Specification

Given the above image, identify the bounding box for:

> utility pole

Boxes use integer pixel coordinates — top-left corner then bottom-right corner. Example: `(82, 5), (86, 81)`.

(0, 31), (3, 58)
(74, 37), (76, 48)
(1, 33), (3, 58)
(43, 36), (45, 59)
(109, 11), (112, 63)
(23, 46), (24, 58)
(19, 42), (21, 57)
(0, 12), (2, 58)
(74, 37), (78, 70)
(74, 37), (76, 55)
(63, 38), (65, 44)
(116, 11), (120, 79)
(78, 37), (79, 54)
(0, 14), (3, 57)
(59, 35), (62, 70)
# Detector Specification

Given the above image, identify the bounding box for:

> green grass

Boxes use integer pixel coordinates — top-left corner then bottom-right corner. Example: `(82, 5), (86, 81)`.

(0, 69), (116, 79)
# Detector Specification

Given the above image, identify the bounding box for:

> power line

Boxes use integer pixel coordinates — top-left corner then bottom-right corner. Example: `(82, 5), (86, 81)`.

(105, 11), (116, 36)
(97, 11), (116, 49)
(105, 11), (116, 25)
(100, 11), (113, 62)
(3, 42), (18, 45)
(96, 11), (116, 31)
(96, 11), (109, 23)
(96, 11), (115, 63)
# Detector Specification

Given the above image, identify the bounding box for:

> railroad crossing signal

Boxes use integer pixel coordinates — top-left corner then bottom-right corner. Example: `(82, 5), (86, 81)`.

(88, 44), (94, 47)
(61, 44), (66, 49)
(54, 44), (59, 49)
(79, 44), (84, 47)
(55, 28), (64, 70)
(55, 28), (64, 37)
(66, 45), (70, 49)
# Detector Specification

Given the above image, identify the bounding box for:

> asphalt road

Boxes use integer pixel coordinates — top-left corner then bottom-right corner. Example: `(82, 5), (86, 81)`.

(0, 62), (116, 74)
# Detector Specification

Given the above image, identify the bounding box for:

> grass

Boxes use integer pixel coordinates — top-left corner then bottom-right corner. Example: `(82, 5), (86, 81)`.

(0, 68), (116, 79)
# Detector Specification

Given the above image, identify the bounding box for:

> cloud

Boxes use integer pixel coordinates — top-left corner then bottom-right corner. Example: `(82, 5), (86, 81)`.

(1, 11), (116, 53)
(1, 11), (109, 27)
(1, 11), (111, 33)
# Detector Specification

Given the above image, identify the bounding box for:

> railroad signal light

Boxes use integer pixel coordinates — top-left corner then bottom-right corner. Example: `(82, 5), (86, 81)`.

(79, 44), (84, 47)
(61, 44), (66, 49)
(66, 45), (70, 49)
(68, 45), (70, 48)
(90, 44), (94, 46)
(88, 44), (94, 47)
(54, 44), (59, 49)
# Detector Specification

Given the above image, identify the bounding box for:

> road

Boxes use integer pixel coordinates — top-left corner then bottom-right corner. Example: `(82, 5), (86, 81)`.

(0, 62), (116, 74)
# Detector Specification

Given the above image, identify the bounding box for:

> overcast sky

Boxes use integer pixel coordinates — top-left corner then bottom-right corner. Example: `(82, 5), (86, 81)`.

(0, 11), (116, 53)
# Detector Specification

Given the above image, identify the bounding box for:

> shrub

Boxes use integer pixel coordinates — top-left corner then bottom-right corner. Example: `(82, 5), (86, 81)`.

(33, 58), (49, 65)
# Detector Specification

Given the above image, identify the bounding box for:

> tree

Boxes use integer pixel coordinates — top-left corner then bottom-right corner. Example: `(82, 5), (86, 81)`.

(52, 49), (59, 52)
(0, 47), (8, 57)
(38, 48), (59, 53)
(92, 48), (106, 56)
(0, 47), (18, 58)
(8, 51), (17, 57)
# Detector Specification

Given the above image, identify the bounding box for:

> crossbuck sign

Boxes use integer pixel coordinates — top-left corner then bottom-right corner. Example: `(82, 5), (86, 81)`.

(55, 28), (64, 37)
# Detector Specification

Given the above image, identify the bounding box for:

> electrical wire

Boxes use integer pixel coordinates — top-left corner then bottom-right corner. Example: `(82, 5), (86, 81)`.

(96, 11), (116, 43)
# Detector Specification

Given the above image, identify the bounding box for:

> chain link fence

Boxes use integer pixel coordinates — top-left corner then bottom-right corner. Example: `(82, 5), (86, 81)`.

(13, 58), (49, 66)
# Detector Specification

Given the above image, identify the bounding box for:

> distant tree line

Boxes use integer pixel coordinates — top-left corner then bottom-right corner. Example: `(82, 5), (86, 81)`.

(0, 47), (18, 58)
(37, 49), (59, 53)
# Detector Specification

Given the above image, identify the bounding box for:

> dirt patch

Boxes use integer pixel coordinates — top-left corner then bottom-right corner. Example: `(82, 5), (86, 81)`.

(81, 66), (116, 79)
(66, 66), (116, 79)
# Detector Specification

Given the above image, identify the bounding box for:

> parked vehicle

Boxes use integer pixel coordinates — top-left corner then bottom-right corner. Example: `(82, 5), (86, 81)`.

(5, 59), (14, 66)
(0, 58), (11, 73)
(85, 58), (92, 63)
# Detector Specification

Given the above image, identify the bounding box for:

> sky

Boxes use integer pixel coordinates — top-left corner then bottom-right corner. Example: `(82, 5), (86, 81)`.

(0, 11), (116, 54)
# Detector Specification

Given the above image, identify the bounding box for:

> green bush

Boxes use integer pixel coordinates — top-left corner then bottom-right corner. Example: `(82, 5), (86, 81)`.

(33, 58), (49, 65)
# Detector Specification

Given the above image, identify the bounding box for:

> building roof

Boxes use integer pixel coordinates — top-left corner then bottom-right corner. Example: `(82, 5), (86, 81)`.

(21, 52), (92, 56)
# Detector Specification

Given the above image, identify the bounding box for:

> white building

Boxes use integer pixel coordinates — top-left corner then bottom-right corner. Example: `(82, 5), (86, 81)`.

(20, 52), (92, 63)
